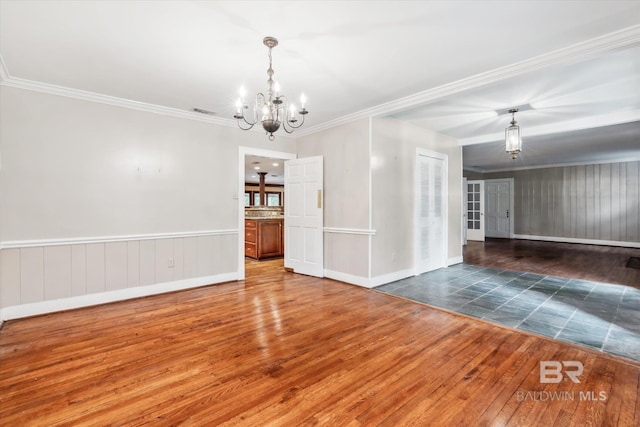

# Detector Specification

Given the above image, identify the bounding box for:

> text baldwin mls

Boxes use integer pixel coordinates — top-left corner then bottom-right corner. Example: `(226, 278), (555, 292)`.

(516, 390), (608, 402)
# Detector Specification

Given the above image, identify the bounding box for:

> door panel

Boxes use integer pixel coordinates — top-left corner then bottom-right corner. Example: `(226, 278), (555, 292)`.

(284, 156), (324, 277)
(416, 153), (447, 275)
(462, 177), (468, 245)
(466, 180), (485, 241)
(485, 180), (511, 238)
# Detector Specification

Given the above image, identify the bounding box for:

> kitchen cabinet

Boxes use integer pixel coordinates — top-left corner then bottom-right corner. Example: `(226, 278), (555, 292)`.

(245, 218), (283, 259)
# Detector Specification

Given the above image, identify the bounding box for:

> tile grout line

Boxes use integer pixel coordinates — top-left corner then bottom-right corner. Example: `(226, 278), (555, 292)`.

(380, 263), (640, 362)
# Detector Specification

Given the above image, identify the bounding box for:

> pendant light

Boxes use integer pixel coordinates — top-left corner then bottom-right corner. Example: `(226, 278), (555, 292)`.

(505, 108), (522, 159)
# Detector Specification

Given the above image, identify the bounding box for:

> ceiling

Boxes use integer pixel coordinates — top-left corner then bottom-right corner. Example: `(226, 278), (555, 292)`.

(1, 1), (639, 173)
(244, 155), (285, 185)
(393, 45), (640, 171)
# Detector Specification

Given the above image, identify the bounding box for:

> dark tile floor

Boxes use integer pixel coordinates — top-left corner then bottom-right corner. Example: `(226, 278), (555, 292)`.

(376, 264), (640, 362)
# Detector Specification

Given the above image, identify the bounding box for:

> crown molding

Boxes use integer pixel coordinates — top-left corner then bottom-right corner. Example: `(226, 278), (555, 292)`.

(0, 54), (240, 128)
(2, 25), (639, 137)
(296, 24), (640, 138)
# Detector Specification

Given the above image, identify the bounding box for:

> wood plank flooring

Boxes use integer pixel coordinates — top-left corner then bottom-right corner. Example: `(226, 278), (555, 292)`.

(1, 258), (639, 425)
(464, 238), (640, 288)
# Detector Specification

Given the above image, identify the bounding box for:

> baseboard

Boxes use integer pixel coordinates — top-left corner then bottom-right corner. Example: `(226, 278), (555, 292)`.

(324, 269), (372, 288)
(448, 256), (464, 266)
(369, 269), (415, 288)
(324, 268), (414, 289)
(0, 272), (238, 321)
(513, 234), (640, 249)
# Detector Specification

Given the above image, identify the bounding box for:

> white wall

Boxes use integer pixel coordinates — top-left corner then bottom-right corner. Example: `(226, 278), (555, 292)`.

(0, 84), (464, 317)
(371, 117), (463, 278)
(296, 118), (372, 283)
(0, 85), (296, 318)
(296, 116), (463, 287)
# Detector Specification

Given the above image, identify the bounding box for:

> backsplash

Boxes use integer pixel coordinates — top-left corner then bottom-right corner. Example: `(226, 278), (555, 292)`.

(245, 206), (284, 218)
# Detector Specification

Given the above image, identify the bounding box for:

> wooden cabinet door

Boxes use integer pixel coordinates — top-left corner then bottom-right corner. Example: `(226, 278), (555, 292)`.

(257, 220), (283, 258)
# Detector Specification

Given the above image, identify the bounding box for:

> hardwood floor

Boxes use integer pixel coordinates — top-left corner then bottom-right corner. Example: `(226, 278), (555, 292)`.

(1, 258), (638, 425)
(464, 238), (640, 288)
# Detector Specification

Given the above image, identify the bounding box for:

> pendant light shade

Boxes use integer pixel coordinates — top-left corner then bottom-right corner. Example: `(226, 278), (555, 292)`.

(505, 108), (522, 159)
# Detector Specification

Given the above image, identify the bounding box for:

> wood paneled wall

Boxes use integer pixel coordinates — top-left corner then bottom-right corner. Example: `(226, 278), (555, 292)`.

(0, 234), (237, 312)
(465, 161), (640, 243)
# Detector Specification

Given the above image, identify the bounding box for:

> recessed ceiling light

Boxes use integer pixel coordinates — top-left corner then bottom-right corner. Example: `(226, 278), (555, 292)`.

(254, 166), (260, 170)
(272, 162), (279, 166)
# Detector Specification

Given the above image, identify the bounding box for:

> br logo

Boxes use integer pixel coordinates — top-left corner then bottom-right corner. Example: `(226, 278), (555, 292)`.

(540, 361), (583, 384)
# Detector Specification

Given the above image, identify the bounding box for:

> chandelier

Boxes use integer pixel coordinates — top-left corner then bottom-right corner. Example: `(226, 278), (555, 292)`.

(234, 37), (308, 141)
(505, 108), (522, 159)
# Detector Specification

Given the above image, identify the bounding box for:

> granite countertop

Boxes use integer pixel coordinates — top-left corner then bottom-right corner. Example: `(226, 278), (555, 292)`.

(245, 216), (284, 220)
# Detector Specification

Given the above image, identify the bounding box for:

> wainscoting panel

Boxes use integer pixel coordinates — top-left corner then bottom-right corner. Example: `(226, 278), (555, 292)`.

(86, 243), (106, 295)
(0, 231), (239, 319)
(173, 237), (185, 281)
(323, 232), (370, 282)
(127, 240), (140, 288)
(197, 236), (215, 277)
(71, 245), (87, 296)
(183, 237), (198, 279)
(105, 242), (128, 292)
(139, 240), (156, 286)
(21, 247), (44, 304)
(44, 245), (72, 300)
(1, 249), (20, 307)
(155, 238), (174, 285)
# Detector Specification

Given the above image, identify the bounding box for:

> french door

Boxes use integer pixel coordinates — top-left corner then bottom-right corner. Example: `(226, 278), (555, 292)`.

(466, 180), (485, 241)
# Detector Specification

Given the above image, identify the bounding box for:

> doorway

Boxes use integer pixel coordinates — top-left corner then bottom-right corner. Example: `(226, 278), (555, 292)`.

(485, 178), (514, 239)
(414, 149), (448, 275)
(237, 147), (296, 280)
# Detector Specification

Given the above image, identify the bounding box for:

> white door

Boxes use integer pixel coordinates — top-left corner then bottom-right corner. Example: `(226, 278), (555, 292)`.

(284, 156), (324, 277)
(485, 180), (511, 238)
(462, 177), (468, 245)
(415, 152), (447, 275)
(466, 180), (485, 241)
